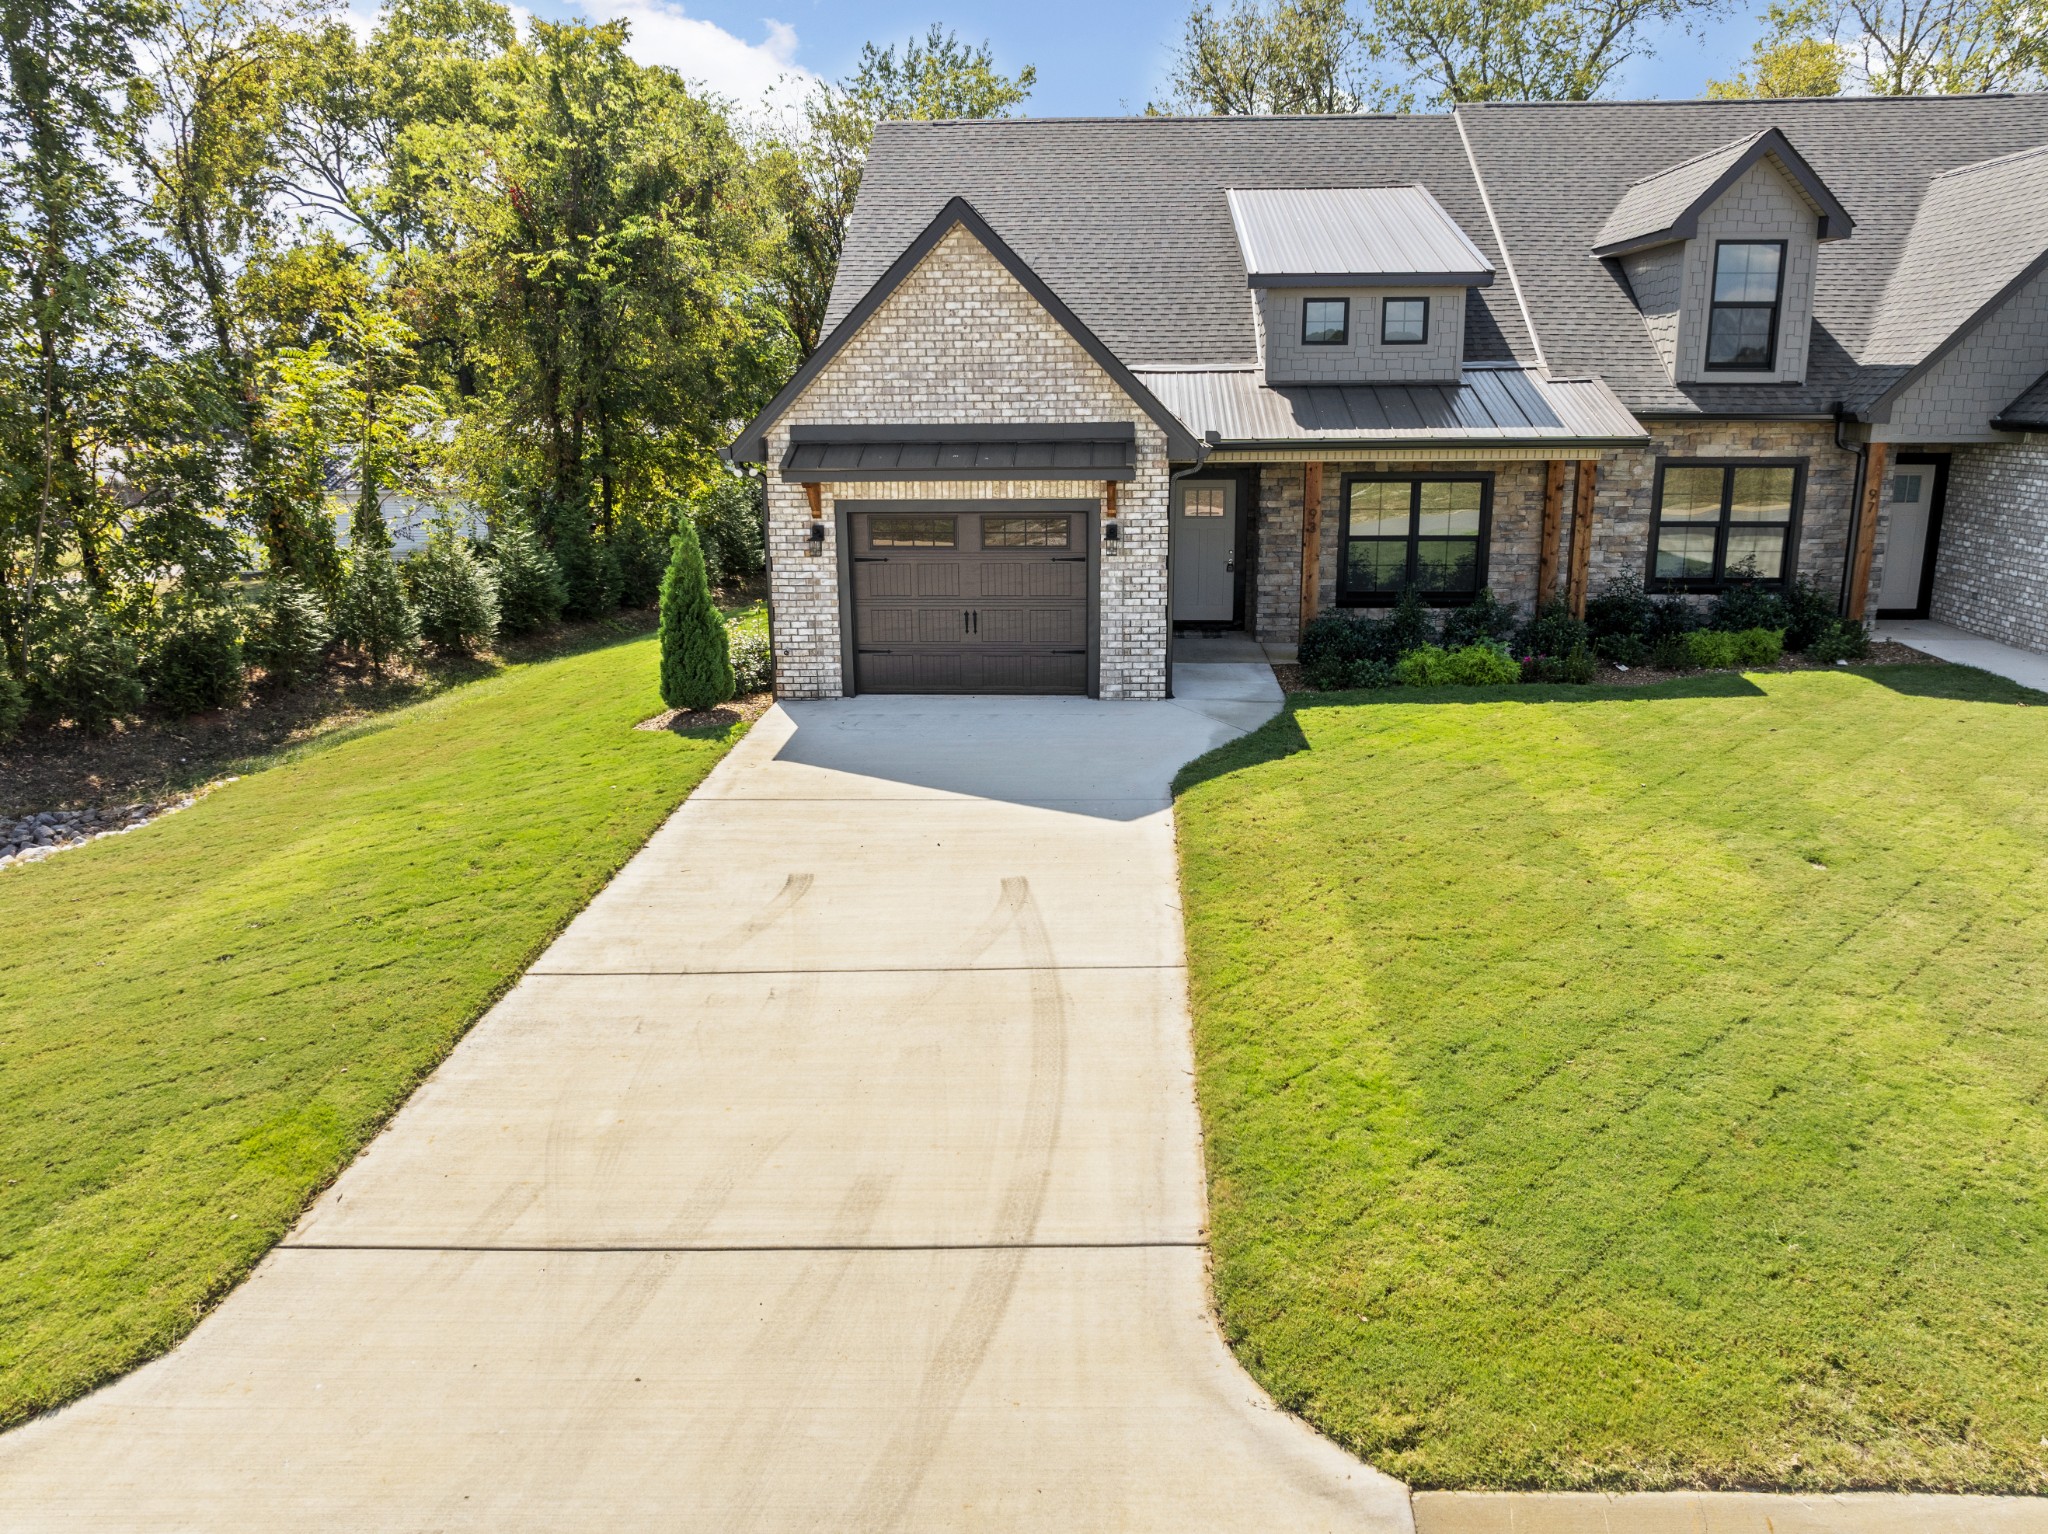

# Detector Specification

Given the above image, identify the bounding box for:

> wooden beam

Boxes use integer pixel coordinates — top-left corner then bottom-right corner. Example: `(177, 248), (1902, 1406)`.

(1846, 441), (1889, 622)
(1537, 460), (1566, 607)
(803, 482), (822, 519)
(1105, 480), (1117, 518)
(1566, 459), (1597, 619)
(1299, 461), (1324, 630)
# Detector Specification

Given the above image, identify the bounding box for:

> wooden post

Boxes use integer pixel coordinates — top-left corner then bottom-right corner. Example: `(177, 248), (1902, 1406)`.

(1537, 460), (1566, 607)
(1299, 461), (1324, 631)
(1846, 441), (1889, 621)
(1105, 480), (1117, 519)
(1566, 459), (1597, 619)
(803, 482), (822, 519)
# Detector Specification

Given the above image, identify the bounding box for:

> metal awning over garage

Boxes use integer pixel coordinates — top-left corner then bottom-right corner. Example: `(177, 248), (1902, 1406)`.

(779, 423), (1136, 482)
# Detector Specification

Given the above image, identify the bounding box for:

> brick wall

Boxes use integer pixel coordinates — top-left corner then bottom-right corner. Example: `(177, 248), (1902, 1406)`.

(1247, 420), (1861, 642)
(764, 224), (1170, 700)
(1928, 441), (2048, 653)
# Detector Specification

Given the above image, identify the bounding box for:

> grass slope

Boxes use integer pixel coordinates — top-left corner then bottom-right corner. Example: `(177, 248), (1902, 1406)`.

(1175, 667), (2048, 1492)
(1, 631), (739, 1429)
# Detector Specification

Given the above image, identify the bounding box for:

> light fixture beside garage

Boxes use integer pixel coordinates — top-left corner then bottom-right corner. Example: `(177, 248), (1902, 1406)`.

(1104, 479), (1120, 553)
(804, 482), (825, 555)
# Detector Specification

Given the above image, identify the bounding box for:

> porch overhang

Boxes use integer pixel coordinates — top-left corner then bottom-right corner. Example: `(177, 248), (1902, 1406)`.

(779, 423), (1137, 482)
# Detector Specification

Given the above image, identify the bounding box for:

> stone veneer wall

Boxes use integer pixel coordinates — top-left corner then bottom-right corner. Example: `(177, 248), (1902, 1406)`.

(1926, 441), (2048, 653)
(763, 224), (1170, 700)
(1249, 419), (1860, 644)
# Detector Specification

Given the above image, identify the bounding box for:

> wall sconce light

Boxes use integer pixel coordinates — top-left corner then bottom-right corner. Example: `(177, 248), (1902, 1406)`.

(806, 521), (825, 555)
(1103, 522), (1120, 553)
(1103, 479), (1120, 555)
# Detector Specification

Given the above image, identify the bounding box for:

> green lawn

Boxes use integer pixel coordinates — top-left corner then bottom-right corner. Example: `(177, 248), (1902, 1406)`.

(1, 631), (741, 1429)
(1175, 666), (2048, 1493)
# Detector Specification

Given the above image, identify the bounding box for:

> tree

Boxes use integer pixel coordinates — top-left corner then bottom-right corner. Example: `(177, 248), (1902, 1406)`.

(762, 28), (1035, 356)
(1365, 0), (1730, 103)
(1153, 0), (1395, 113)
(657, 516), (731, 712)
(1707, 0), (2043, 96)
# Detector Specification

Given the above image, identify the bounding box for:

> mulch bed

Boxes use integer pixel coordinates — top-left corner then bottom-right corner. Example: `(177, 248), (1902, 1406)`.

(635, 692), (773, 734)
(1273, 639), (1939, 697)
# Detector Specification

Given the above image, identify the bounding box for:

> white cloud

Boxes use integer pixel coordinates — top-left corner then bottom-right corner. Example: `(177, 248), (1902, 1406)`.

(599, 4), (816, 110)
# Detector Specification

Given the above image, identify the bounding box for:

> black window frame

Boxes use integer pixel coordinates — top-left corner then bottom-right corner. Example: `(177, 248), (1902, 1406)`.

(1703, 239), (1787, 373)
(1645, 457), (1806, 593)
(1301, 297), (1349, 346)
(1335, 472), (1493, 608)
(1381, 296), (1430, 346)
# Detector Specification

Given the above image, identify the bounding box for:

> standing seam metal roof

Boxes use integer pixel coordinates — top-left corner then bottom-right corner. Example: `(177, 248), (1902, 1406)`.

(1224, 186), (1495, 286)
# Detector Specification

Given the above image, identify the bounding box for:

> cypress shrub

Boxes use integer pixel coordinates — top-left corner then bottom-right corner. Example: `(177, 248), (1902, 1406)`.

(26, 602), (144, 735)
(0, 669), (25, 740)
(334, 549), (421, 672)
(487, 522), (568, 638)
(245, 578), (333, 688)
(658, 518), (733, 712)
(405, 532), (500, 655)
(144, 603), (246, 716)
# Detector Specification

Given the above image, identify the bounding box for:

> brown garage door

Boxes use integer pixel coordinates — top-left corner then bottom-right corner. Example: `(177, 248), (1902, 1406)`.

(849, 508), (1090, 694)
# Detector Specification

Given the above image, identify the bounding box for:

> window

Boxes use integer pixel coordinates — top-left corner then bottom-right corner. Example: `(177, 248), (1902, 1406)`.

(1382, 297), (1429, 345)
(869, 515), (955, 548)
(1705, 241), (1785, 371)
(1181, 487), (1227, 517)
(1338, 475), (1489, 603)
(982, 514), (1069, 548)
(1302, 298), (1349, 346)
(1650, 461), (1801, 587)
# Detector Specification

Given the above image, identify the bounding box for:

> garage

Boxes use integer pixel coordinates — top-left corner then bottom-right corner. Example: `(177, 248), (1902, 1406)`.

(846, 505), (1094, 694)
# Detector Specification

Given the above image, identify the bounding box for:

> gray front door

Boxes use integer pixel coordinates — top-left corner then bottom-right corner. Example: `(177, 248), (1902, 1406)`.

(849, 508), (1090, 694)
(1172, 481), (1238, 622)
(1876, 455), (1946, 618)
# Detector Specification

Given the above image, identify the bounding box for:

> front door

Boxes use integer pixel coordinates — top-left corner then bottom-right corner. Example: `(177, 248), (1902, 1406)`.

(1876, 453), (1948, 619)
(1172, 480), (1239, 623)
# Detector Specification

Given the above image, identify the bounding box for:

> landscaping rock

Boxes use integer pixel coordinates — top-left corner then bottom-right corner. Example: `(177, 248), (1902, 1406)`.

(0, 778), (238, 873)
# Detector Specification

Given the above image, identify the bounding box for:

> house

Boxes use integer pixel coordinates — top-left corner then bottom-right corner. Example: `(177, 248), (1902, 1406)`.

(730, 97), (2048, 699)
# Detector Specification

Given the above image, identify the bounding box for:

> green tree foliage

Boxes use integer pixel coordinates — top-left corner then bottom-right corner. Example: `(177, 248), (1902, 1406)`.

(333, 548), (420, 672)
(243, 577), (332, 687)
(1707, 0), (2043, 95)
(404, 528), (499, 654)
(658, 517), (732, 713)
(688, 473), (766, 588)
(1154, 0), (1395, 113)
(25, 598), (144, 734)
(0, 666), (24, 739)
(1367, 0), (1728, 103)
(143, 602), (247, 716)
(761, 28), (1036, 355)
(484, 520), (567, 637)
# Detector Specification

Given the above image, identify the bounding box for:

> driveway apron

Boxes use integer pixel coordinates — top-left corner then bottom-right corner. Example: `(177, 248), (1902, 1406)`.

(0, 662), (1412, 1532)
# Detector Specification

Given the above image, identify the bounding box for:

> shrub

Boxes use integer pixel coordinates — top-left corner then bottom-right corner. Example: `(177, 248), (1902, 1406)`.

(1585, 576), (1655, 642)
(729, 621), (774, 694)
(1305, 655), (1399, 691)
(690, 474), (766, 588)
(612, 514), (670, 610)
(1516, 599), (1591, 664)
(537, 493), (621, 620)
(245, 578), (332, 688)
(658, 518), (733, 712)
(1685, 629), (1739, 668)
(1299, 609), (1405, 678)
(1650, 633), (1695, 670)
(143, 603), (246, 716)
(405, 533), (500, 655)
(1521, 644), (1598, 684)
(1811, 618), (1872, 663)
(1645, 594), (1701, 642)
(486, 522), (568, 638)
(1593, 632), (1649, 666)
(1731, 628), (1784, 667)
(1437, 588), (1516, 650)
(1386, 586), (1434, 656)
(334, 549), (421, 671)
(1707, 575), (1790, 634)
(0, 669), (25, 740)
(1398, 641), (1518, 687)
(1783, 576), (1841, 652)
(26, 601), (144, 735)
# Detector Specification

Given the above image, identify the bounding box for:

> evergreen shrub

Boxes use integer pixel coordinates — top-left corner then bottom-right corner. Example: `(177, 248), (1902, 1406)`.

(1398, 641), (1519, 687)
(1811, 619), (1872, 663)
(689, 474), (766, 587)
(0, 669), (25, 740)
(334, 550), (421, 671)
(486, 522), (568, 638)
(144, 603), (246, 716)
(612, 515), (670, 609)
(658, 519), (733, 712)
(405, 533), (500, 655)
(26, 601), (144, 735)
(245, 578), (332, 688)
(728, 622), (774, 694)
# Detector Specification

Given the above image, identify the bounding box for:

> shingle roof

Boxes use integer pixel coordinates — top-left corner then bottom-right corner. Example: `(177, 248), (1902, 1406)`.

(1225, 186), (1494, 286)
(1863, 143), (2048, 366)
(828, 115), (1533, 369)
(1134, 363), (1643, 446)
(826, 97), (2048, 423)
(1454, 94), (2048, 415)
(1591, 128), (1851, 256)
(1994, 368), (2048, 430)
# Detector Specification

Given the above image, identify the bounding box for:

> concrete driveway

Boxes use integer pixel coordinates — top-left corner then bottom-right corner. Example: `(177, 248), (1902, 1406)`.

(0, 661), (1411, 1531)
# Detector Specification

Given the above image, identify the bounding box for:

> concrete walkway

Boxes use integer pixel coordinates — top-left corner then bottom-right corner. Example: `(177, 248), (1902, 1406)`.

(0, 661), (1409, 1531)
(1872, 617), (2048, 692)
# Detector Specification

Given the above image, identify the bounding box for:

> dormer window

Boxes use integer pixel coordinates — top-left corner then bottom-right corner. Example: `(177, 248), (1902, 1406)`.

(1302, 298), (1349, 345)
(1706, 241), (1785, 370)
(1382, 298), (1428, 345)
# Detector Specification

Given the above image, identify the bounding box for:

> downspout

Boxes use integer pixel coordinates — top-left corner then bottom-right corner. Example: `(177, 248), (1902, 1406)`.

(1833, 401), (1866, 617)
(1162, 432), (1220, 701)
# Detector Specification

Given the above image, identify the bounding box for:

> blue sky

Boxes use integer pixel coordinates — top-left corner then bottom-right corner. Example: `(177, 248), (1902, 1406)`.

(511, 0), (1775, 115)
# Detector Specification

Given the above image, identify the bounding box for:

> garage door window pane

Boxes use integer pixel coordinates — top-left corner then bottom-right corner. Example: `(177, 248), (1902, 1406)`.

(870, 516), (955, 548)
(983, 515), (1070, 548)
